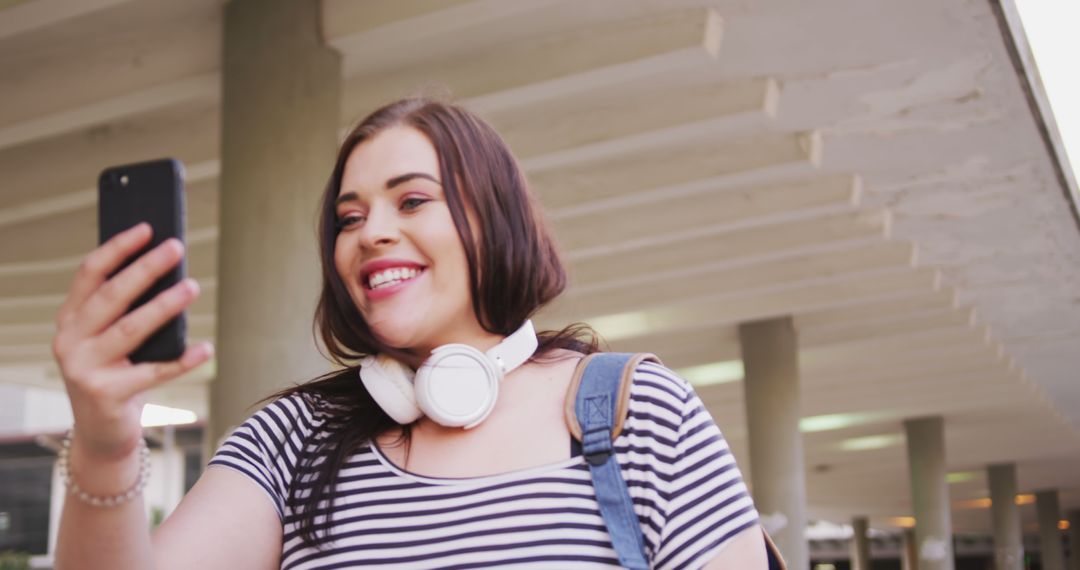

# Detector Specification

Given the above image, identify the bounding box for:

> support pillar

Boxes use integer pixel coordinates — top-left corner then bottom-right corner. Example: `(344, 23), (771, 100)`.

(1067, 509), (1080, 570)
(987, 463), (1024, 570)
(902, 527), (918, 570)
(738, 316), (807, 569)
(851, 516), (871, 570)
(904, 416), (954, 570)
(211, 0), (341, 445)
(1036, 490), (1066, 570)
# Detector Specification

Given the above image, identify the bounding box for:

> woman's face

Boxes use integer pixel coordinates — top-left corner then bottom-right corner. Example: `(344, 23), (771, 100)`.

(334, 125), (486, 359)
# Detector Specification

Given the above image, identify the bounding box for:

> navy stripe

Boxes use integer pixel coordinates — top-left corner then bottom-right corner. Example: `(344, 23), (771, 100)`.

(287, 537), (618, 569)
(210, 364), (759, 569)
(631, 393), (683, 418)
(285, 521), (611, 561)
(284, 486), (598, 526)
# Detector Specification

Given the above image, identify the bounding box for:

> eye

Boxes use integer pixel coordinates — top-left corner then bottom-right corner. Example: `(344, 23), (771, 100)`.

(335, 214), (365, 232)
(401, 197), (429, 211)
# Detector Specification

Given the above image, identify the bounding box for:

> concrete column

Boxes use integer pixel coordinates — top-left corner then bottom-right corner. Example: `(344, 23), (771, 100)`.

(738, 316), (807, 569)
(902, 527), (918, 570)
(904, 416), (954, 570)
(211, 0), (340, 445)
(162, 425), (182, 515)
(1036, 490), (1066, 570)
(987, 463), (1024, 570)
(851, 516), (871, 570)
(1067, 509), (1080, 570)
(47, 459), (63, 556)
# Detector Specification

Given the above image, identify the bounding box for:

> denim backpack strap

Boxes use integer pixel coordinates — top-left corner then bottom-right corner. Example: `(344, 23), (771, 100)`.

(763, 528), (788, 569)
(566, 352), (659, 570)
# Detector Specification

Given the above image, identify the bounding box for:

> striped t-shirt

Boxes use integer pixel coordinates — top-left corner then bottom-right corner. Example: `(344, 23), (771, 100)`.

(209, 360), (760, 569)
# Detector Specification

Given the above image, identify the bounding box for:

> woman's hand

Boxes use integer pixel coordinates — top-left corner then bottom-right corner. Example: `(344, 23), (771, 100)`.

(51, 222), (213, 463)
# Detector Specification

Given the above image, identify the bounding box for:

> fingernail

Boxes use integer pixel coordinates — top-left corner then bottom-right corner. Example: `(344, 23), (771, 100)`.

(191, 342), (214, 363)
(182, 342), (213, 366)
(156, 240), (182, 260)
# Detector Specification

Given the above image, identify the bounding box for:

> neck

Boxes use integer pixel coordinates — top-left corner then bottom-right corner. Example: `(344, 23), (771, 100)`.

(400, 329), (505, 370)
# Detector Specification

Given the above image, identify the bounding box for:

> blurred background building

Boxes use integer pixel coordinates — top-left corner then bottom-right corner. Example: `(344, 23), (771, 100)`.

(0, 0), (1078, 568)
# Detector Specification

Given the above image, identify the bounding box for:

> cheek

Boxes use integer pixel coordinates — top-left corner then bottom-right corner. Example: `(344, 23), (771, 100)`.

(333, 238), (353, 285)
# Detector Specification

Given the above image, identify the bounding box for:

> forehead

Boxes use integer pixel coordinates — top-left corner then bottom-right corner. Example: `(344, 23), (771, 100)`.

(339, 125), (440, 195)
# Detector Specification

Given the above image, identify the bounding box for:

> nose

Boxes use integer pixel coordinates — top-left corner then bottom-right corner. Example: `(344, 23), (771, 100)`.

(357, 203), (400, 249)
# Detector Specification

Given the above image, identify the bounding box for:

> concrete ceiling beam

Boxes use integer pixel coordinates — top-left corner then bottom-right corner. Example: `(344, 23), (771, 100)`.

(537, 266), (941, 339)
(796, 287), (956, 330)
(340, 7), (723, 120)
(0, 73), (218, 152)
(555, 174), (859, 254)
(0, 0), (219, 151)
(0, 312), (215, 348)
(603, 295), (977, 371)
(0, 0), (135, 40)
(534, 131), (823, 211)
(801, 309), (978, 348)
(514, 80), (779, 172)
(493, 78), (778, 165)
(0, 275), (218, 329)
(0, 102), (220, 212)
(323, 0), (564, 77)
(804, 346), (1005, 384)
(803, 324), (983, 362)
(553, 241), (916, 321)
(0, 178), (219, 264)
(570, 206), (889, 296)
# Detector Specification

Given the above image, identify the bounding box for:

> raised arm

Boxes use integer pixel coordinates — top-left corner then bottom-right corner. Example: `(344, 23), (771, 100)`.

(52, 223), (280, 569)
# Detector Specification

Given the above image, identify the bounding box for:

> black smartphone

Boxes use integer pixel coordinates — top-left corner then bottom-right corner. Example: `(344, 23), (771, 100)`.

(97, 158), (187, 363)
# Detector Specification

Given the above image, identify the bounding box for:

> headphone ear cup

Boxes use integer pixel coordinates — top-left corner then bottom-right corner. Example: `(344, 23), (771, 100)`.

(359, 355), (423, 424)
(413, 346), (499, 428)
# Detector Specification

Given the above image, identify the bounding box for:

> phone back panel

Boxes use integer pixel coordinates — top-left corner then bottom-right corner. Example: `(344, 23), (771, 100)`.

(97, 158), (187, 363)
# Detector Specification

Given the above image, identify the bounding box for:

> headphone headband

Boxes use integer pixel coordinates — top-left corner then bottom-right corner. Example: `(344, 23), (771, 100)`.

(485, 319), (538, 377)
(360, 319), (539, 428)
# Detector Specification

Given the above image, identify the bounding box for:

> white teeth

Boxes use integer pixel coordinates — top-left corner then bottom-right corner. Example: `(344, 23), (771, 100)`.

(368, 267), (420, 289)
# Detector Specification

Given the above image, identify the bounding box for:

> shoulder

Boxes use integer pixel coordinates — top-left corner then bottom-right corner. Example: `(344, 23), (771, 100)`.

(620, 357), (729, 456)
(613, 358), (698, 452)
(216, 390), (339, 457)
(630, 358), (693, 403)
(249, 392), (323, 434)
(625, 358), (695, 426)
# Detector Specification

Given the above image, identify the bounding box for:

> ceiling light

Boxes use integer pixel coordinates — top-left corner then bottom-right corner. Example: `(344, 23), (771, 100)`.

(589, 311), (653, 341)
(675, 360), (744, 386)
(140, 404), (198, 427)
(800, 412), (885, 433)
(889, 516), (916, 528)
(946, 471), (977, 484)
(839, 434), (903, 451)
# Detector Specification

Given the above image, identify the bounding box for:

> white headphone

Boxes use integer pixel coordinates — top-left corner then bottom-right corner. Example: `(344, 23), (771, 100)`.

(359, 320), (538, 429)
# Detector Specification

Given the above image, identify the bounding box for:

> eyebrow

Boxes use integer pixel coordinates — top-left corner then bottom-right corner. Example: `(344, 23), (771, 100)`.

(335, 172), (441, 207)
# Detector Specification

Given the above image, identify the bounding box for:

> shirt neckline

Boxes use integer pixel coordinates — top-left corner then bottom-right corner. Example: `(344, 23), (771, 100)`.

(368, 442), (585, 487)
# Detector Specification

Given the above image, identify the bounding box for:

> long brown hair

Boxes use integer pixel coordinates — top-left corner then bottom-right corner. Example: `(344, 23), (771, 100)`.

(277, 98), (598, 548)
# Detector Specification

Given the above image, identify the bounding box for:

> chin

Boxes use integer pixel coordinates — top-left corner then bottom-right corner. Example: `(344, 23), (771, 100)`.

(368, 321), (434, 354)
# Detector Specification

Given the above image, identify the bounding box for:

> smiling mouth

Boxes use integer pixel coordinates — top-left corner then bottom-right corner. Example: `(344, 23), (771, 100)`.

(366, 267), (424, 290)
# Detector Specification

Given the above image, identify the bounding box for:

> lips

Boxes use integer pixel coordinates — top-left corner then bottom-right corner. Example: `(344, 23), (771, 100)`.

(358, 258), (427, 300)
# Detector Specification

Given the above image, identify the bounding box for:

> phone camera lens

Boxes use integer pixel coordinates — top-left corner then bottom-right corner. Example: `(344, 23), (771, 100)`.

(120, 175), (129, 187)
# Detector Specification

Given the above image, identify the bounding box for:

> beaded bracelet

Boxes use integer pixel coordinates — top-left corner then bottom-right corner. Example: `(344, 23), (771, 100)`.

(56, 430), (152, 507)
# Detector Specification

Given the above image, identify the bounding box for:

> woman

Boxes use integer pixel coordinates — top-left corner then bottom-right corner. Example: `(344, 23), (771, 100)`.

(52, 99), (770, 568)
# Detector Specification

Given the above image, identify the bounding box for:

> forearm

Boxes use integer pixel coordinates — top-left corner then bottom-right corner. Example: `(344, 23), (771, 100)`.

(54, 441), (155, 570)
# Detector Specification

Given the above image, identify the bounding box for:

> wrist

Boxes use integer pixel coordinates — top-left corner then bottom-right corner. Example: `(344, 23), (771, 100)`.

(60, 430), (151, 507)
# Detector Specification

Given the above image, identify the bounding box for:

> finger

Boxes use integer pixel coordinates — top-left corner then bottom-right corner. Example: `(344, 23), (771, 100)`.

(119, 341), (214, 398)
(58, 223), (153, 325)
(87, 277), (198, 365)
(71, 237), (185, 339)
